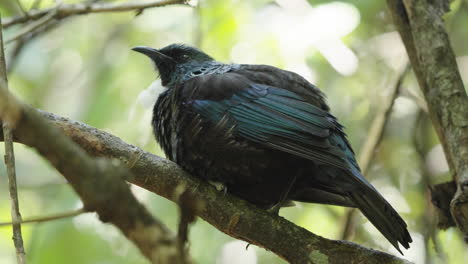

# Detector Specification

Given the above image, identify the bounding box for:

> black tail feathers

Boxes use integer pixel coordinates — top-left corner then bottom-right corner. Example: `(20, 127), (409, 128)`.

(349, 184), (412, 254)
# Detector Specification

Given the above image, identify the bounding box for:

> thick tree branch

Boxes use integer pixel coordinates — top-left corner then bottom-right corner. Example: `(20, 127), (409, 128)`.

(0, 107), (412, 263)
(2, 0), (188, 29)
(387, 0), (468, 237)
(0, 83), (188, 264)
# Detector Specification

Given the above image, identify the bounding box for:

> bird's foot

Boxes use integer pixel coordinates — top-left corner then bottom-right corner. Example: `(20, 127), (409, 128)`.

(267, 200), (295, 215)
(267, 204), (281, 215)
(208, 181), (227, 194)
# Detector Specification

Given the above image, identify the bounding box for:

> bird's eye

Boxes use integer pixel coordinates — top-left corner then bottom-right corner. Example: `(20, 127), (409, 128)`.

(182, 54), (189, 59)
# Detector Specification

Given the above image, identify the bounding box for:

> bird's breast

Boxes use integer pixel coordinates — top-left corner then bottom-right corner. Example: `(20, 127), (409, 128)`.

(152, 91), (176, 160)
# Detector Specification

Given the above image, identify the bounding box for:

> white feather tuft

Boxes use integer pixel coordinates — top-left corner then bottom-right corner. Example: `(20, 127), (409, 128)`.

(137, 79), (166, 109)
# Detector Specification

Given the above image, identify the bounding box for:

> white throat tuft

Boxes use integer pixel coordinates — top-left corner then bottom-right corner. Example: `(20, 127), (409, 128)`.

(137, 79), (167, 109)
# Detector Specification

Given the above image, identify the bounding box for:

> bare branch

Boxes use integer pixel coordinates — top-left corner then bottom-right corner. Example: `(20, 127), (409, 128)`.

(0, 208), (85, 227)
(5, 6), (59, 45)
(0, 83), (188, 264)
(0, 108), (412, 264)
(387, 0), (468, 238)
(2, 0), (188, 28)
(0, 15), (27, 264)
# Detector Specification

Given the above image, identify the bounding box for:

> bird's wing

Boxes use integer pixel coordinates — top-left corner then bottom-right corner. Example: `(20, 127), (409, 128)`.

(182, 72), (359, 173)
(181, 72), (412, 252)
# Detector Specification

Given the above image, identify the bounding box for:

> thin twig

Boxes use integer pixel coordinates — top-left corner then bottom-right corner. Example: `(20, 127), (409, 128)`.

(341, 63), (411, 240)
(5, 7), (59, 45)
(3, 0), (188, 28)
(0, 15), (27, 264)
(18, 179), (68, 190)
(0, 208), (86, 227)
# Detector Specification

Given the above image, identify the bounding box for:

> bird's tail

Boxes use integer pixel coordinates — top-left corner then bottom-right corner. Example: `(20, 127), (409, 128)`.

(348, 175), (412, 254)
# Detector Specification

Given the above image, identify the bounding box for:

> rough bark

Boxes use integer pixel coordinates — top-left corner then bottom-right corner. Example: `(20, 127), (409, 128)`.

(387, 0), (468, 236)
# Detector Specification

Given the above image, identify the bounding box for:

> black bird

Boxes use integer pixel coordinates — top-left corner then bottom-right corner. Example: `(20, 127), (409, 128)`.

(132, 44), (412, 253)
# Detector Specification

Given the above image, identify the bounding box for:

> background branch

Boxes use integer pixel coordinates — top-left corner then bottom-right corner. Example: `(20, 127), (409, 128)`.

(6, 18), (59, 73)
(0, 107), (412, 264)
(5, 0), (56, 73)
(387, 0), (468, 238)
(5, 5), (58, 45)
(0, 208), (85, 227)
(2, 0), (188, 28)
(0, 15), (26, 264)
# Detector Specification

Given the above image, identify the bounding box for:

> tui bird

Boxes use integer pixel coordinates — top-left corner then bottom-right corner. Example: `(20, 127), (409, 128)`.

(132, 44), (412, 253)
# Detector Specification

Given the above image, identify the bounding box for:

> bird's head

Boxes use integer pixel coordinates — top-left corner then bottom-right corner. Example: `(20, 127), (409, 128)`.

(132, 44), (214, 86)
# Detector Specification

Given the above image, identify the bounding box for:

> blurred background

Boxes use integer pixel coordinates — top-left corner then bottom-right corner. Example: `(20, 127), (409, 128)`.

(1, 0), (468, 263)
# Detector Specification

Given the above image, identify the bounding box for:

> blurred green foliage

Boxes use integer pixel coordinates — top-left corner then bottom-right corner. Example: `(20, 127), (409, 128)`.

(1, 0), (468, 263)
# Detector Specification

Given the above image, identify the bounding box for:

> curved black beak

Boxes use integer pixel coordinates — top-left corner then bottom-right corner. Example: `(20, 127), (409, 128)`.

(131, 46), (174, 62)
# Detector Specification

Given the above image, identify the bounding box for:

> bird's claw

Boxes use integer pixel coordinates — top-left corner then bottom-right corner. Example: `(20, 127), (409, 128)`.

(267, 204), (281, 215)
(208, 181), (227, 194)
(267, 200), (295, 215)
